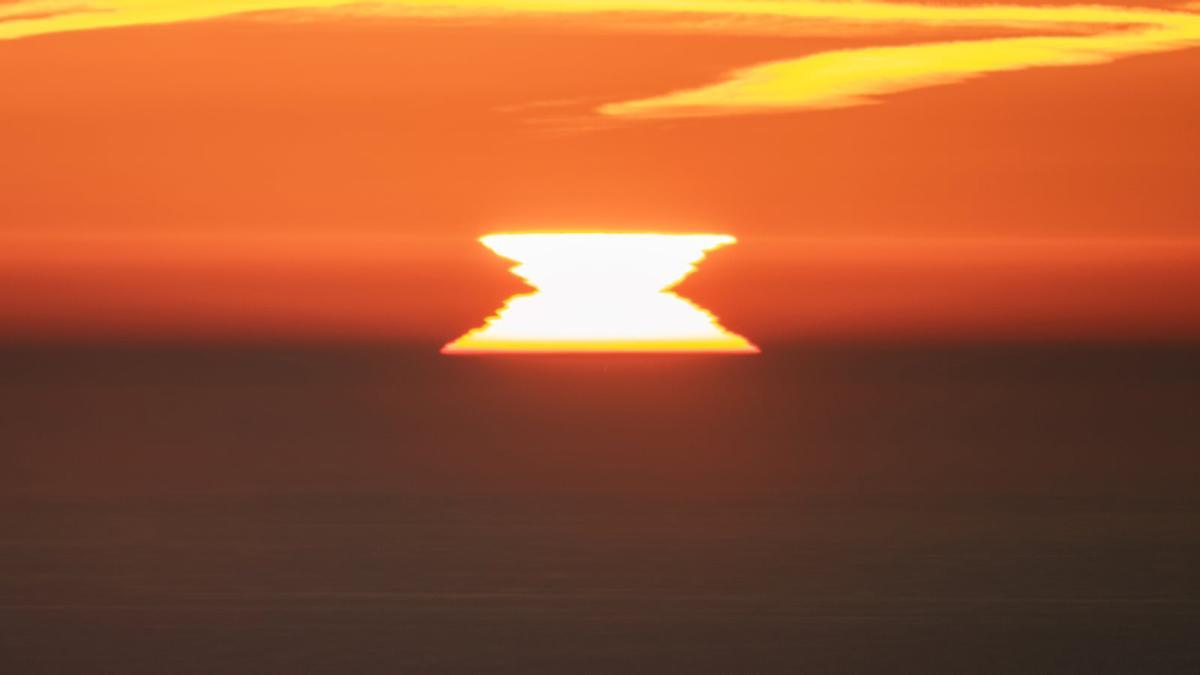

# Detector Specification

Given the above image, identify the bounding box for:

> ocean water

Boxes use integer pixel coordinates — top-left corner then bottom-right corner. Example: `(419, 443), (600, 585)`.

(1, 344), (1198, 672)
(2, 497), (1199, 673)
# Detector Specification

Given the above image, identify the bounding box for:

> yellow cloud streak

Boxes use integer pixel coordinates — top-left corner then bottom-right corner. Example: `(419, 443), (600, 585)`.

(3, 1), (1200, 118)
(601, 8), (1200, 117)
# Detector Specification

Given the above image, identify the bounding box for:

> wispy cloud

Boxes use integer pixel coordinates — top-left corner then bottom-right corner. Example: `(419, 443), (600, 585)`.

(600, 4), (1200, 117)
(3, 1), (1199, 119)
(0, 2), (102, 25)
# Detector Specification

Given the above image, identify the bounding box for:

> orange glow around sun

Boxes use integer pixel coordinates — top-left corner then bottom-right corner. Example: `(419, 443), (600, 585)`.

(442, 233), (758, 354)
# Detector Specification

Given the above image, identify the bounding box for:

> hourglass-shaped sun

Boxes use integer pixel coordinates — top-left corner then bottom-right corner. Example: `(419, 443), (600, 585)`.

(442, 233), (758, 354)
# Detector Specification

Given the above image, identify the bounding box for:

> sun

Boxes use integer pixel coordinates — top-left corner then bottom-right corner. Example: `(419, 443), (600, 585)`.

(442, 233), (758, 354)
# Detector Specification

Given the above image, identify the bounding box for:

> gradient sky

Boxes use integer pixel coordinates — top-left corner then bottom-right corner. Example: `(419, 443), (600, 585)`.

(3, 0), (1199, 342)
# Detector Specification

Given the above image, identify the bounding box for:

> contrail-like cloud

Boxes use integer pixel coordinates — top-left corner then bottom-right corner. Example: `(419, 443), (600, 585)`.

(601, 4), (1200, 117)
(4, 1), (1200, 118)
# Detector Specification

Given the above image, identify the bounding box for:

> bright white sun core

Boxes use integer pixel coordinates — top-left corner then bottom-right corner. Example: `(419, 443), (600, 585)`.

(442, 233), (759, 354)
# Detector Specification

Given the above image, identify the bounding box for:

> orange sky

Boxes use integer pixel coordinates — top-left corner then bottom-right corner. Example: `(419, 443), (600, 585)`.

(2, 1), (1199, 342)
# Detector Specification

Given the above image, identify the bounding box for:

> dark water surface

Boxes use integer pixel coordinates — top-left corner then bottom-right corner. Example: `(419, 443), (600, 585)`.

(2, 344), (1198, 672)
(2, 497), (1199, 673)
